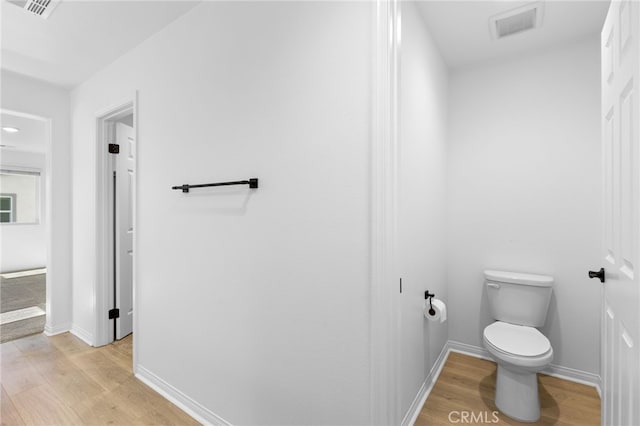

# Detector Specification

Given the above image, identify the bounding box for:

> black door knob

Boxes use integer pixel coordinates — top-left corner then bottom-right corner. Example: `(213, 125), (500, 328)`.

(588, 268), (605, 283)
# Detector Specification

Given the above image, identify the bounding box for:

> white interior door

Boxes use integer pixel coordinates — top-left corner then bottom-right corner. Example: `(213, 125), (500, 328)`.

(600, 1), (640, 424)
(115, 122), (134, 339)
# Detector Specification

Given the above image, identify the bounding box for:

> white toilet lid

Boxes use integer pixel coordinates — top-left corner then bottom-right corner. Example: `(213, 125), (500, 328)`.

(484, 321), (551, 357)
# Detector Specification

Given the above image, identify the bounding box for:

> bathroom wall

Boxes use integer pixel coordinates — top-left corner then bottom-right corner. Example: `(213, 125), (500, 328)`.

(70, 2), (372, 424)
(1, 70), (73, 335)
(0, 150), (47, 272)
(447, 36), (602, 376)
(398, 2), (449, 422)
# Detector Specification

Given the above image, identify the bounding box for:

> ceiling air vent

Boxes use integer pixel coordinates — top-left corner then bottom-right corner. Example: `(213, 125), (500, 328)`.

(6, 0), (61, 19)
(489, 2), (544, 40)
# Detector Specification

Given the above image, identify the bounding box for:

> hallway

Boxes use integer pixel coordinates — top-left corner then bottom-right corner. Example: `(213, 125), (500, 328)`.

(1, 0), (634, 423)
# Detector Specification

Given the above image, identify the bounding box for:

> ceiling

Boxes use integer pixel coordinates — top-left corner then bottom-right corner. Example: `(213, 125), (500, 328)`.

(1, 0), (201, 88)
(1, 1), (610, 87)
(416, 1), (610, 69)
(0, 113), (47, 154)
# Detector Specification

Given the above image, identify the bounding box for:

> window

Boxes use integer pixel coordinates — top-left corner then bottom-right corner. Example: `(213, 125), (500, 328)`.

(0, 170), (41, 224)
(0, 194), (15, 223)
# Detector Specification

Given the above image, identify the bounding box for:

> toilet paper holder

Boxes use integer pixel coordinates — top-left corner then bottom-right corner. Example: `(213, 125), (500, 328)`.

(424, 291), (436, 316)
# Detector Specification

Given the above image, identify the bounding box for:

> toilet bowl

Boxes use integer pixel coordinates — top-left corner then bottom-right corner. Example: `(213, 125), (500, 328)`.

(483, 321), (553, 422)
(482, 270), (554, 422)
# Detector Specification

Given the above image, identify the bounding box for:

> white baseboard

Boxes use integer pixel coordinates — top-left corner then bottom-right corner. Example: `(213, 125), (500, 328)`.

(136, 365), (232, 426)
(0, 268), (46, 279)
(69, 324), (94, 346)
(447, 340), (494, 362)
(545, 364), (602, 395)
(402, 343), (451, 426)
(44, 322), (71, 336)
(447, 340), (602, 393)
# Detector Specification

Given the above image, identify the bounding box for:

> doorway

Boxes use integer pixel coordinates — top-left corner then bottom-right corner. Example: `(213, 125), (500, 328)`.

(95, 99), (136, 353)
(112, 113), (134, 341)
(0, 111), (49, 343)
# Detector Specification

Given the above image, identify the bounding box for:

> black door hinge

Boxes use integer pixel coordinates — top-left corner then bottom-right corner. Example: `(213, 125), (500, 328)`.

(108, 308), (120, 319)
(108, 143), (120, 154)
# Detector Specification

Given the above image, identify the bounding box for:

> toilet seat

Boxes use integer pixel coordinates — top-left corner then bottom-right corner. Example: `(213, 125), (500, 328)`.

(483, 321), (553, 369)
(484, 321), (550, 356)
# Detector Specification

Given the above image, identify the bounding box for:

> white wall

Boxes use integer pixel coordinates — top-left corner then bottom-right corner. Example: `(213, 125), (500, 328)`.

(1, 70), (72, 335)
(398, 2), (449, 422)
(447, 37), (602, 376)
(71, 2), (371, 424)
(0, 150), (46, 272)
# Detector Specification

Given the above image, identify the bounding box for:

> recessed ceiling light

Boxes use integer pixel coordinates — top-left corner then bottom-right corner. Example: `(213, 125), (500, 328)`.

(2, 127), (20, 133)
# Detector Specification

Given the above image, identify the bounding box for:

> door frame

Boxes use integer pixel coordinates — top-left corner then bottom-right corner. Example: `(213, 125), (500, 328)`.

(0, 108), (54, 332)
(94, 94), (138, 368)
(370, 0), (400, 424)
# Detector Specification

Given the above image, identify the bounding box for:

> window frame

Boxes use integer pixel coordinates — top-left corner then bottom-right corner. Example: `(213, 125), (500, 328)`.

(0, 193), (16, 223)
(0, 168), (42, 225)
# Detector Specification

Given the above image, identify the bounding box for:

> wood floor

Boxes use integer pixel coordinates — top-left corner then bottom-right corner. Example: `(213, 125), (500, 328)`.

(416, 352), (601, 426)
(1, 334), (601, 426)
(0, 332), (199, 425)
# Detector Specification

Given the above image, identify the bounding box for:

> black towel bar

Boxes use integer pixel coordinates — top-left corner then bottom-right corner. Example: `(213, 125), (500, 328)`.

(172, 178), (258, 193)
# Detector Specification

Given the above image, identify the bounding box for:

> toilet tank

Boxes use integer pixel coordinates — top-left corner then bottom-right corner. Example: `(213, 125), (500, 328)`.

(485, 270), (553, 327)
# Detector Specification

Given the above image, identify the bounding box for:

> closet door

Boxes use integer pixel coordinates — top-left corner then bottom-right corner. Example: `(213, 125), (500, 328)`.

(600, 2), (640, 424)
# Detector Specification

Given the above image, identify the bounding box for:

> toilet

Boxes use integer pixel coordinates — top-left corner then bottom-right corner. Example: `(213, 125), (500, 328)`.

(482, 270), (554, 422)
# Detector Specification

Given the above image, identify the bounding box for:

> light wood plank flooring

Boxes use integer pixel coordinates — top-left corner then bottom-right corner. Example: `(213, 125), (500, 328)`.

(416, 352), (601, 426)
(0, 332), (199, 425)
(2, 334), (601, 426)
